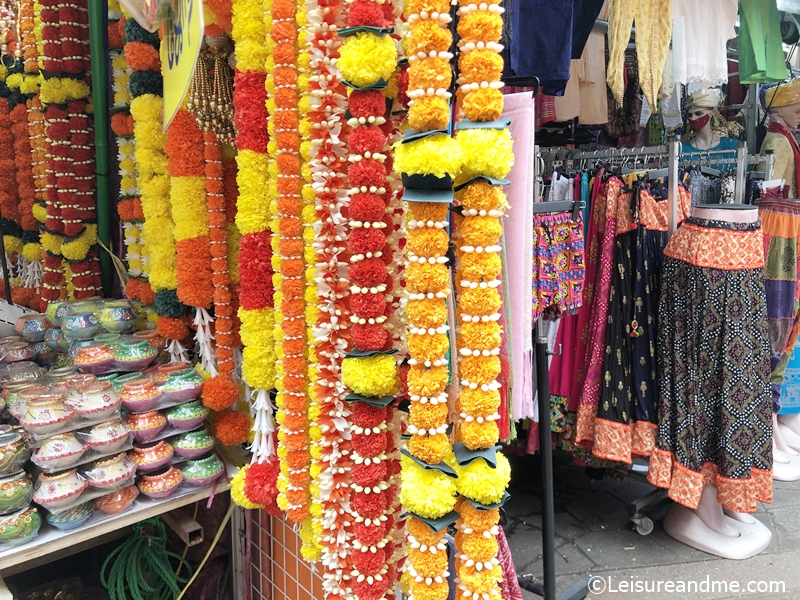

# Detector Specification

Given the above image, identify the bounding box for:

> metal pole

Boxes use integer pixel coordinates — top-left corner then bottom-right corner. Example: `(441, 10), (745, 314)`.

(88, 0), (113, 296)
(668, 137), (679, 237)
(735, 144), (746, 204)
(536, 317), (556, 600)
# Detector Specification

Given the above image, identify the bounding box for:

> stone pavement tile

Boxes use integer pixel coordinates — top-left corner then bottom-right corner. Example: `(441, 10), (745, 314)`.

(762, 506), (800, 553)
(574, 525), (718, 570)
(767, 483), (800, 507)
(583, 548), (800, 600)
(562, 491), (635, 531)
(513, 541), (596, 578)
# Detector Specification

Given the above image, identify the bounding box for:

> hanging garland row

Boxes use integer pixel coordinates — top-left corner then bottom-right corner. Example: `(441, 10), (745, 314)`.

(229, 0), (281, 512)
(303, 0), (354, 592)
(38, 0), (102, 305)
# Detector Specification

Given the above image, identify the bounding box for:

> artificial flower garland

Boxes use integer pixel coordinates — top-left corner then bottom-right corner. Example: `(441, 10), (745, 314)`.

(108, 4), (147, 293)
(164, 107), (216, 371)
(448, 1), (514, 596)
(38, 0), (102, 304)
(395, 0), (463, 594)
(302, 0), (356, 592)
(336, 4), (405, 594)
(19, 0), (45, 288)
(229, 0), (280, 510)
(125, 16), (190, 355)
(270, 0), (313, 527)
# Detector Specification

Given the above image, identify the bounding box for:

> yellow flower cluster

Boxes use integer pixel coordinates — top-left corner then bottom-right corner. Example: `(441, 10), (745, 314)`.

(338, 32), (397, 88)
(130, 94), (176, 291)
(231, 0), (268, 72)
(111, 52), (131, 108)
(39, 78), (90, 105)
(171, 176), (208, 241)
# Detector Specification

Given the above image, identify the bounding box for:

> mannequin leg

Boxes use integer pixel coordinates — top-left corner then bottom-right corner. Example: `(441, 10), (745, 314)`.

(776, 419), (800, 453)
(693, 485), (739, 538)
(773, 413), (799, 456)
(778, 413), (800, 437)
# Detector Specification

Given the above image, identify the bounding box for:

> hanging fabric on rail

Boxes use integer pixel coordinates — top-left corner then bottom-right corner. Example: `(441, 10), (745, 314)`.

(503, 91), (536, 421)
(672, 0), (737, 87)
(738, 0), (788, 84)
(607, 0), (672, 113)
(510, 0), (605, 95)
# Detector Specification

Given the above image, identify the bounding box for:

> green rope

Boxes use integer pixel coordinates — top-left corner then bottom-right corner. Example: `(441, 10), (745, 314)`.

(101, 517), (193, 600)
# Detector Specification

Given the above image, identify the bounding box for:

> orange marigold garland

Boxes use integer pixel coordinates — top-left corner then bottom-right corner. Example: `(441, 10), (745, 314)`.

(449, 0), (513, 596)
(395, 0), (462, 594)
(271, 0), (312, 526)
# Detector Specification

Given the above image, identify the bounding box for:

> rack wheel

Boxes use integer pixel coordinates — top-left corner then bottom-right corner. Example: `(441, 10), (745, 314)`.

(631, 514), (654, 536)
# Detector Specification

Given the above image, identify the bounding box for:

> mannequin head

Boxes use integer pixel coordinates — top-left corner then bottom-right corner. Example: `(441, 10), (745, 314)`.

(764, 79), (800, 128)
(771, 103), (800, 129)
(685, 89), (725, 141)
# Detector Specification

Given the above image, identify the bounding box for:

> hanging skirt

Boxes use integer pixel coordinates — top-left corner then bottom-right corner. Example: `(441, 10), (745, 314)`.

(531, 211), (585, 320)
(756, 198), (800, 414)
(593, 223), (667, 463)
(648, 217), (772, 513)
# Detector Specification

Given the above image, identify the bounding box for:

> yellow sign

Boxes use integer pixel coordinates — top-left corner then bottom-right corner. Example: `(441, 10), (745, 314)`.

(161, 0), (204, 131)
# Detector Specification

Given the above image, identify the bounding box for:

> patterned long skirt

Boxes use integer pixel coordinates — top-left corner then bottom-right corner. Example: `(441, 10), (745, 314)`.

(756, 198), (800, 413)
(592, 224), (666, 464)
(648, 217), (773, 513)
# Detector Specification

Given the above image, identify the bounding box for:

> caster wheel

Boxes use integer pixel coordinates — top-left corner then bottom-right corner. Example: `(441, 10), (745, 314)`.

(634, 517), (654, 536)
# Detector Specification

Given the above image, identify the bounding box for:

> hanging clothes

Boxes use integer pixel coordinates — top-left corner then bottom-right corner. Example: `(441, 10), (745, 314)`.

(578, 31), (610, 125)
(603, 49), (642, 139)
(502, 91), (536, 421)
(576, 177), (624, 443)
(531, 211), (585, 320)
(510, 0), (605, 95)
(592, 182), (685, 463)
(738, 0), (788, 84)
(649, 217), (773, 513)
(566, 174), (608, 414)
(756, 199), (800, 414)
(671, 0), (737, 87)
(607, 0), (672, 113)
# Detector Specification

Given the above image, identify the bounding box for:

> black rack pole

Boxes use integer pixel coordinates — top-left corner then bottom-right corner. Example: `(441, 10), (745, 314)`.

(535, 316), (557, 599)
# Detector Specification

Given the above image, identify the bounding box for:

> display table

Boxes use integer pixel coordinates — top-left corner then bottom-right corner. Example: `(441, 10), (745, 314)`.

(0, 479), (230, 576)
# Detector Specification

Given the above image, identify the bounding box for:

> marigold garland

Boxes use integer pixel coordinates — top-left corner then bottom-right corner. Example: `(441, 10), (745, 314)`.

(270, 0), (313, 527)
(302, 0), (356, 592)
(38, 0), (102, 304)
(396, 0), (465, 595)
(229, 0), (280, 512)
(449, 0), (512, 596)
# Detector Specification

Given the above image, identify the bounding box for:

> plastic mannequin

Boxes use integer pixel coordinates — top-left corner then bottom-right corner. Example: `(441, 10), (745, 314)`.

(682, 88), (739, 156)
(760, 79), (800, 197)
(661, 205), (773, 559)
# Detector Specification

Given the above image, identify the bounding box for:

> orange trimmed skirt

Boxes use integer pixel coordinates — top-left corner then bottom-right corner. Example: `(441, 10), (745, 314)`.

(648, 217), (773, 513)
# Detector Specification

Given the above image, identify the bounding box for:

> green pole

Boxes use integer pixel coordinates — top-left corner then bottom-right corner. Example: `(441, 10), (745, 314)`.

(88, 0), (113, 297)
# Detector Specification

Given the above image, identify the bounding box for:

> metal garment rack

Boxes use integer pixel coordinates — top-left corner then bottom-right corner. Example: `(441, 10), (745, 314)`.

(528, 139), (775, 548)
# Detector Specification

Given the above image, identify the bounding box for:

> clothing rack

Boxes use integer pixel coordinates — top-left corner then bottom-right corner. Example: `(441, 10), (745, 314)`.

(517, 199), (591, 600)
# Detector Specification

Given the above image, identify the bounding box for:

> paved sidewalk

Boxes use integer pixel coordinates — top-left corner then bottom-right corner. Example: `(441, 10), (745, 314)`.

(505, 453), (800, 600)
